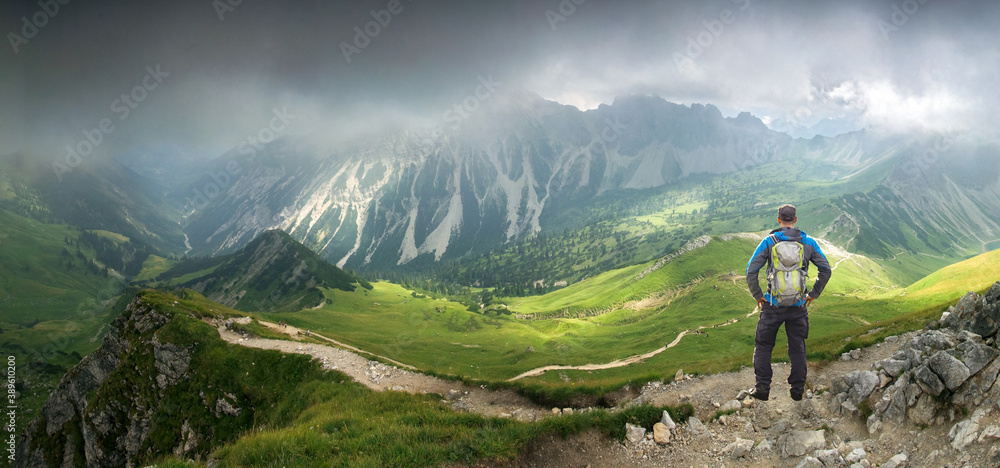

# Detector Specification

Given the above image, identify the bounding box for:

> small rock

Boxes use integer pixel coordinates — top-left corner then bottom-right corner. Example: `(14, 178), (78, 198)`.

(674, 369), (684, 382)
(796, 456), (823, 468)
(625, 424), (646, 444)
(687, 416), (710, 437)
(736, 389), (749, 400)
(720, 399), (742, 412)
(989, 445), (1000, 464)
(978, 424), (1000, 442)
(551, 407), (561, 414)
(660, 410), (676, 430)
(814, 448), (844, 466)
(562, 408), (574, 415)
(652, 422), (671, 445)
(878, 453), (907, 468)
(723, 438), (755, 459)
(446, 389), (462, 401)
(512, 408), (535, 422)
(878, 372), (893, 388)
(844, 447), (868, 464)
(949, 418), (980, 450)
(778, 430), (827, 458)
(755, 439), (773, 452)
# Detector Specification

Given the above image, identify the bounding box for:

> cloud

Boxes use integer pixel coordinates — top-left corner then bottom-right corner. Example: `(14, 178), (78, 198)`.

(1, 0), (998, 162)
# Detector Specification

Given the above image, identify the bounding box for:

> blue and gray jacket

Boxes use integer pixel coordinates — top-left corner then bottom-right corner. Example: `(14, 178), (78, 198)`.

(746, 227), (832, 307)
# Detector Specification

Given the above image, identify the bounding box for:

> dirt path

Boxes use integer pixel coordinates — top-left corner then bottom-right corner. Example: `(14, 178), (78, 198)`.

(216, 321), (552, 421)
(218, 316), (979, 468)
(507, 306), (760, 381)
(256, 320), (416, 369)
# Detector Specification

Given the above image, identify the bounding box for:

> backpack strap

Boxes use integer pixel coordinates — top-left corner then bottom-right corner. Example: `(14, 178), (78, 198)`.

(767, 235), (779, 268)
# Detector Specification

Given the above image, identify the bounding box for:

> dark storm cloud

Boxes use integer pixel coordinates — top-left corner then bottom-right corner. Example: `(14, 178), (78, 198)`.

(1, 0), (998, 163)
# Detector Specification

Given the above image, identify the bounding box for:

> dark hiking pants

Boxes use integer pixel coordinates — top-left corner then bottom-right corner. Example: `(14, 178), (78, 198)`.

(753, 303), (809, 394)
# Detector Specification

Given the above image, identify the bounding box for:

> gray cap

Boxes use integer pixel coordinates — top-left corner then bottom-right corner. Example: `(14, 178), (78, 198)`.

(778, 204), (796, 222)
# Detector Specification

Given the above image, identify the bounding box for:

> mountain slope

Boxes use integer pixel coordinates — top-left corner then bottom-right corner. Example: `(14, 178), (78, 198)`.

(151, 230), (369, 313)
(267, 233), (902, 385)
(905, 247), (1000, 300)
(18, 289), (686, 467)
(178, 94), (798, 268)
(172, 94), (1000, 293)
(0, 152), (186, 255)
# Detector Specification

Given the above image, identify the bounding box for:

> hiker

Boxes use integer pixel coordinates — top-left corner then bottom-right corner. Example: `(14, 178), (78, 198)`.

(745, 204), (831, 401)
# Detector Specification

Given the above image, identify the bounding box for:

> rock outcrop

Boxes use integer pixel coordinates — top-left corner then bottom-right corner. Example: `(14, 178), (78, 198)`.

(829, 282), (1000, 433)
(16, 293), (247, 468)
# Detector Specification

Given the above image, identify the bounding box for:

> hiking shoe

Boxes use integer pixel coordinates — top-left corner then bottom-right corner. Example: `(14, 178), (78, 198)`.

(749, 388), (769, 401)
(791, 391), (803, 401)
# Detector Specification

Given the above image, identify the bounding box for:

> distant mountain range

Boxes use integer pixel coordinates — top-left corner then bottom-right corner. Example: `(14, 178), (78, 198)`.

(766, 116), (862, 139)
(146, 92), (998, 277)
(7, 92), (998, 281)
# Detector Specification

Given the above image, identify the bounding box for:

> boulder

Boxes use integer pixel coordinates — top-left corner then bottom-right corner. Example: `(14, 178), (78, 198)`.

(955, 340), (998, 376)
(911, 329), (956, 352)
(847, 371), (880, 404)
(927, 351), (971, 390)
(875, 357), (909, 378)
(778, 430), (826, 458)
(912, 364), (945, 396)
(906, 394), (937, 427)
(687, 416), (710, 437)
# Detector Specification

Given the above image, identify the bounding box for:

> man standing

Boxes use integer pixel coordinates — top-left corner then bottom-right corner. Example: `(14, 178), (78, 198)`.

(745, 204), (832, 401)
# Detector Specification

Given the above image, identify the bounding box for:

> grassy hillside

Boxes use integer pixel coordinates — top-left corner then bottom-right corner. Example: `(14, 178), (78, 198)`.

(0, 209), (125, 428)
(904, 247), (1000, 300)
(139, 230), (370, 313)
(25, 289), (691, 467)
(265, 234), (931, 392)
(430, 149), (965, 298)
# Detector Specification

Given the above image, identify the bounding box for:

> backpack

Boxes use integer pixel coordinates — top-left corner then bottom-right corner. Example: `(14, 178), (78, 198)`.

(766, 233), (809, 306)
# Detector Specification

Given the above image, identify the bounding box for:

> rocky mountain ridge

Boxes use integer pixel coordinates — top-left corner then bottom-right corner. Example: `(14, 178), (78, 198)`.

(15, 290), (330, 467)
(173, 93), (1000, 279)
(175, 94), (813, 267)
(169, 229), (368, 313)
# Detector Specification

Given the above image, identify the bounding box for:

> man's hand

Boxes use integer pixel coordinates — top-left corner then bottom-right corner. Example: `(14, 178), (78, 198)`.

(805, 296), (814, 307)
(756, 297), (766, 309)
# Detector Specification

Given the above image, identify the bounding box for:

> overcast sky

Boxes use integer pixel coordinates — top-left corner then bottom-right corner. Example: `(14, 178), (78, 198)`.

(2, 0), (998, 161)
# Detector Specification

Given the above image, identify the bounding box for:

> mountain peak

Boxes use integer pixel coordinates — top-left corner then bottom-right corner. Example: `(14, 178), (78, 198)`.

(173, 229), (368, 312)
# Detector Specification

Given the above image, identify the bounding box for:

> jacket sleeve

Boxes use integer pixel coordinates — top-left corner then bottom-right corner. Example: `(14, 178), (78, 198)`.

(807, 238), (832, 299)
(746, 238), (771, 300)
